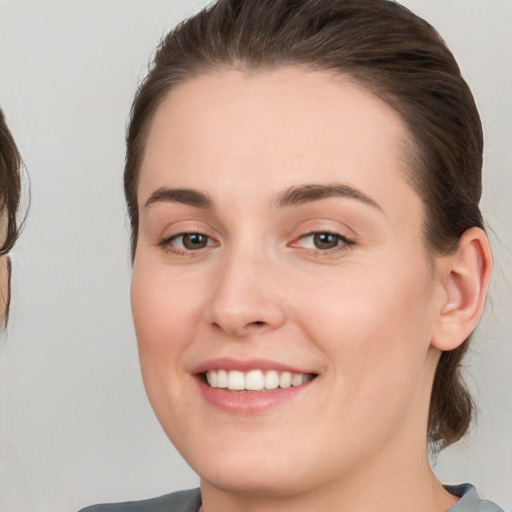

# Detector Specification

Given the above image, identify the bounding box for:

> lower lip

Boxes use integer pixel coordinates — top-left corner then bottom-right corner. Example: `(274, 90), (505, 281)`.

(195, 377), (315, 414)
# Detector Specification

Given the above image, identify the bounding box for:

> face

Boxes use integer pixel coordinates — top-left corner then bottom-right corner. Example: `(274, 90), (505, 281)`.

(132, 68), (444, 497)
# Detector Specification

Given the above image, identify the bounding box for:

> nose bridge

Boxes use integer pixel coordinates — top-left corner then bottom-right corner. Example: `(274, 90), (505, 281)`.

(206, 237), (286, 337)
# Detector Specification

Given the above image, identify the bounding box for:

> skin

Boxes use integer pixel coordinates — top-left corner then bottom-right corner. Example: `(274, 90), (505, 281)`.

(131, 67), (491, 512)
(0, 214), (10, 319)
(0, 255), (8, 318)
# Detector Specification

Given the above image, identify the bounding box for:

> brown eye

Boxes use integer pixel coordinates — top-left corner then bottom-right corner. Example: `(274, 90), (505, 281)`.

(160, 231), (216, 254)
(181, 233), (209, 250)
(292, 231), (354, 253)
(313, 232), (341, 249)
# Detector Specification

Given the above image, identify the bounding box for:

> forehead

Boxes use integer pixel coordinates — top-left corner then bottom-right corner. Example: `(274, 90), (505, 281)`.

(139, 67), (418, 218)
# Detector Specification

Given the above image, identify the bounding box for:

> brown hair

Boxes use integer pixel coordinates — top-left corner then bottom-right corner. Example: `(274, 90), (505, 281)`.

(0, 109), (23, 324)
(125, 0), (485, 449)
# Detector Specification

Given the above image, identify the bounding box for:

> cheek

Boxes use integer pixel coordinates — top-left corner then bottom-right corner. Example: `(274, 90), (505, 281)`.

(295, 253), (435, 388)
(131, 261), (202, 349)
(130, 259), (205, 402)
(130, 260), (204, 428)
(294, 261), (436, 455)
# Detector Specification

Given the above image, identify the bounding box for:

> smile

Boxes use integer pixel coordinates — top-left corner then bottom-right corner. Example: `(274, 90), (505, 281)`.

(205, 369), (315, 391)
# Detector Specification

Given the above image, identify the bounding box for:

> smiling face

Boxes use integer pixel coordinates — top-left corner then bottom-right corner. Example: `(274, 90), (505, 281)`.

(131, 68), (447, 503)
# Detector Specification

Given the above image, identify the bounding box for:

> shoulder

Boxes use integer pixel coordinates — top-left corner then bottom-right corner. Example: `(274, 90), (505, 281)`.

(444, 483), (505, 512)
(77, 488), (201, 512)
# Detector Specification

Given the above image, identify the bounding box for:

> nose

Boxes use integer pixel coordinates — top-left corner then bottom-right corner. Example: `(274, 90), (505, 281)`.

(205, 248), (286, 338)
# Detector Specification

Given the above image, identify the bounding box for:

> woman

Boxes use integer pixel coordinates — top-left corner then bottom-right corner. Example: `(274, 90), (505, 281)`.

(0, 109), (22, 324)
(83, 0), (502, 510)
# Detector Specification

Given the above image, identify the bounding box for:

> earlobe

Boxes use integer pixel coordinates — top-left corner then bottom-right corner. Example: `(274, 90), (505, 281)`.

(431, 227), (493, 351)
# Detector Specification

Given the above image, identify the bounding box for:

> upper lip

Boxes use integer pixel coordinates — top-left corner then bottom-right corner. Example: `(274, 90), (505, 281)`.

(191, 358), (316, 375)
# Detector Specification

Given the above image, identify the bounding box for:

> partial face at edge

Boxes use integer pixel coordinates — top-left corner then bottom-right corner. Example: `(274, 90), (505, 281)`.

(0, 256), (9, 322)
(0, 213), (10, 322)
(130, 68), (445, 495)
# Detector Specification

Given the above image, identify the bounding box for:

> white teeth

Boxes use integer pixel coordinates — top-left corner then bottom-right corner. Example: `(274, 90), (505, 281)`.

(227, 370), (245, 391)
(279, 371), (292, 389)
(205, 369), (313, 391)
(264, 370), (279, 390)
(246, 370), (265, 391)
(292, 373), (305, 386)
(217, 369), (228, 388)
(207, 370), (218, 387)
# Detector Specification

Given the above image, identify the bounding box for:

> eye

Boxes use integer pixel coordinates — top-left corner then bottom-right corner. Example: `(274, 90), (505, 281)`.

(162, 232), (215, 252)
(311, 232), (341, 250)
(295, 231), (353, 251)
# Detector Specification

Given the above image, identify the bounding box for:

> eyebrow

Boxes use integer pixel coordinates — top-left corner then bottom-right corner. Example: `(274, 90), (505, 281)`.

(276, 183), (383, 211)
(144, 187), (212, 209)
(143, 183), (382, 212)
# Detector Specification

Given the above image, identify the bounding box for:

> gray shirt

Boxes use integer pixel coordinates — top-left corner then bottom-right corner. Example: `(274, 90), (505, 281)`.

(445, 484), (504, 512)
(78, 489), (201, 512)
(78, 483), (504, 511)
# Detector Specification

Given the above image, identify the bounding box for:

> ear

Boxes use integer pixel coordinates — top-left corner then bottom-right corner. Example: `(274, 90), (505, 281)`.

(431, 227), (493, 351)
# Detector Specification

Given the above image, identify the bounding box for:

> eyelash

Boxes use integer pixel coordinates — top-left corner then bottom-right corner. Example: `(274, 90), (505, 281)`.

(159, 229), (354, 257)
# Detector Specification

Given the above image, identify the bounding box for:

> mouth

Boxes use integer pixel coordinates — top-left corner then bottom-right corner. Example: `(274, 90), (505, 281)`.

(202, 369), (317, 391)
(192, 359), (318, 413)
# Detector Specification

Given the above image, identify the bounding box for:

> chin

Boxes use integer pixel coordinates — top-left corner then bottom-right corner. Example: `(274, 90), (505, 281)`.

(198, 461), (307, 498)
(173, 432), (312, 497)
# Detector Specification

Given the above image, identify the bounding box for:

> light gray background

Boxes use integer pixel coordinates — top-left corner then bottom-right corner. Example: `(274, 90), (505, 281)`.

(0, 1), (510, 511)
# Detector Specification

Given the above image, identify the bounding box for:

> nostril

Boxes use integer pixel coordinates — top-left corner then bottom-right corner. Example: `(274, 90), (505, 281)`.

(250, 321), (265, 327)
